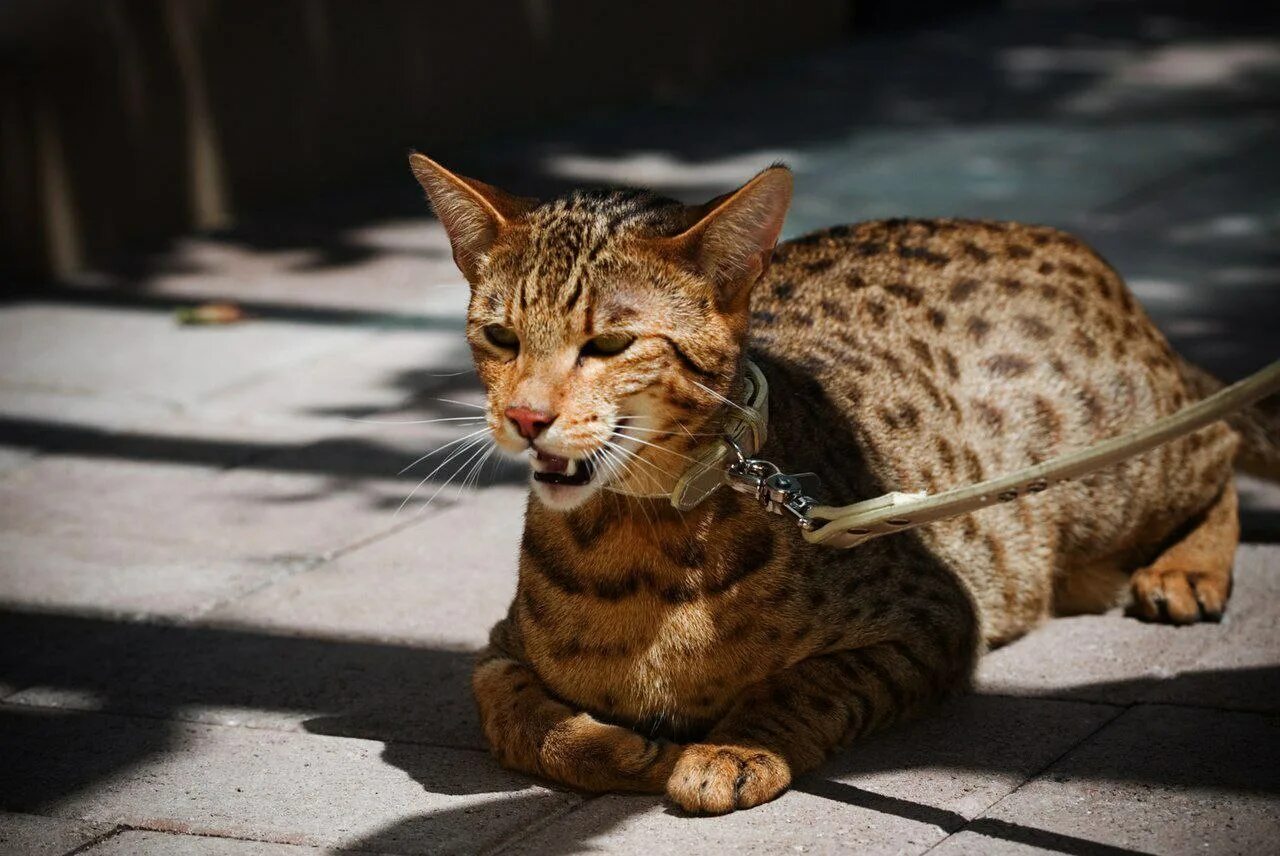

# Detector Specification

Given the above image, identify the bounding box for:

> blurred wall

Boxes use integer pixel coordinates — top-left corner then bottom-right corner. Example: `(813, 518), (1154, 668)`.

(0, 0), (849, 283)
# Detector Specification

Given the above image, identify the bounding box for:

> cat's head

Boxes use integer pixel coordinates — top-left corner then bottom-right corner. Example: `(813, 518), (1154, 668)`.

(410, 154), (791, 511)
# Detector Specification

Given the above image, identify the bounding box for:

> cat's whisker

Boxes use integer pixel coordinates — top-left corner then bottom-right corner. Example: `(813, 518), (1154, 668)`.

(395, 432), (490, 516)
(597, 443), (631, 482)
(396, 432), (490, 509)
(459, 442), (498, 496)
(605, 447), (679, 487)
(398, 426), (492, 476)
(594, 446), (626, 489)
(419, 438), (493, 512)
(433, 397), (487, 410)
(611, 422), (719, 437)
(612, 431), (702, 466)
(599, 443), (649, 494)
(344, 415), (487, 426)
(602, 439), (680, 494)
(669, 417), (704, 439)
(692, 379), (751, 418)
(610, 449), (658, 529)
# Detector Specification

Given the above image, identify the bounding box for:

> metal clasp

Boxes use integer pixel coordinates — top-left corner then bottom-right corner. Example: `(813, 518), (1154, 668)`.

(722, 437), (821, 531)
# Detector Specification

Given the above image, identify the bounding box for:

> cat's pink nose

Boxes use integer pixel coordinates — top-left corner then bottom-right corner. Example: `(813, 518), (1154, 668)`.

(505, 406), (556, 440)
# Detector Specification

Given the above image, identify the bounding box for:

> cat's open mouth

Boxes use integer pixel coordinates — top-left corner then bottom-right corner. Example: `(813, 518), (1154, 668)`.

(531, 449), (595, 487)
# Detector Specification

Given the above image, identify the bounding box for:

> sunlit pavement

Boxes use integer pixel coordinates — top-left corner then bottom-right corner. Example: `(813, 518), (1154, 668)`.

(3, 2), (1279, 854)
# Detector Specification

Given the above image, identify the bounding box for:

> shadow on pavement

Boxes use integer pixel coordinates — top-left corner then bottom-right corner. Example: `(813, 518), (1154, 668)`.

(3, 606), (1277, 853)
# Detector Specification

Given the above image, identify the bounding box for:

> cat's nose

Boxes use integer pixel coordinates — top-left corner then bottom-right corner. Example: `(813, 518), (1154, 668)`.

(504, 406), (557, 440)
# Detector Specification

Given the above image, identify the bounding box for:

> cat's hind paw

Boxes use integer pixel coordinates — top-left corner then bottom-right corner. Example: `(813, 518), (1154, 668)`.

(1130, 563), (1230, 624)
(666, 743), (790, 814)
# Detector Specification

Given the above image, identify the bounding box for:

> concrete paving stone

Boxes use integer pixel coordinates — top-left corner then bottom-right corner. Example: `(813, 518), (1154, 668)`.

(81, 829), (330, 855)
(976, 609), (1217, 706)
(814, 695), (1121, 821)
(1142, 544), (1280, 712)
(205, 441), (435, 515)
(0, 303), (372, 407)
(0, 387), (346, 470)
(503, 790), (947, 856)
(0, 606), (131, 703)
(134, 229), (463, 314)
(928, 705), (1280, 856)
(0, 451), (412, 560)
(4, 488), (527, 750)
(0, 446), (36, 476)
(1, 606), (481, 751)
(0, 811), (113, 856)
(975, 552), (1279, 709)
(0, 458), (298, 619)
(206, 328), (471, 421)
(205, 485), (526, 647)
(783, 119), (1268, 236)
(510, 696), (1119, 855)
(0, 456), (301, 618)
(0, 453), (441, 618)
(0, 533), (294, 621)
(0, 705), (579, 855)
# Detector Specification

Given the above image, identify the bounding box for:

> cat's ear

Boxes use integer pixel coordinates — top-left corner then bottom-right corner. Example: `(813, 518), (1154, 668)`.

(671, 165), (792, 306)
(408, 153), (536, 281)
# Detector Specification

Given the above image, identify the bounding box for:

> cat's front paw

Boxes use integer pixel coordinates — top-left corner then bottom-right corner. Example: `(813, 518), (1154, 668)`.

(666, 743), (790, 814)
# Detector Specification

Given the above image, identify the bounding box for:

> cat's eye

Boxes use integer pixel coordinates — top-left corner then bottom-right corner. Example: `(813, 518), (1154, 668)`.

(580, 332), (635, 358)
(483, 324), (519, 350)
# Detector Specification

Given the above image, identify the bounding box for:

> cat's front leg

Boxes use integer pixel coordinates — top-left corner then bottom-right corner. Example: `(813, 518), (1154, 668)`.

(473, 645), (680, 793)
(668, 640), (965, 813)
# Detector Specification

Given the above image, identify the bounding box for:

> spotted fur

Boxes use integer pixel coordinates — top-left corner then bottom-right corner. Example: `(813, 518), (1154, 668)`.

(410, 155), (1277, 814)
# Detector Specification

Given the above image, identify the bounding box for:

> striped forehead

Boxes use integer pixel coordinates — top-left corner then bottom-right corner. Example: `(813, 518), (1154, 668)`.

(503, 191), (685, 347)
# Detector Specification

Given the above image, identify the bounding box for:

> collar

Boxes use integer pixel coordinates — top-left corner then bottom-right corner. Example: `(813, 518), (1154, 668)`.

(604, 360), (769, 511)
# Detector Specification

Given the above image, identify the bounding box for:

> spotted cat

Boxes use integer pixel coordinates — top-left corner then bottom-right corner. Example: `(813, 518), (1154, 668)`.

(409, 154), (1278, 813)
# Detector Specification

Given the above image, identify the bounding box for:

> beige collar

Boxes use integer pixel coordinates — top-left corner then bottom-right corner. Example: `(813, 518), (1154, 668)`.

(604, 360), (769, 511)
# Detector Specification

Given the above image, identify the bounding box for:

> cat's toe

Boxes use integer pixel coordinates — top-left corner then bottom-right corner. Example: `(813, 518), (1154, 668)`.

(1130, 565), (1230, 625)
(666, 743), (790, 814)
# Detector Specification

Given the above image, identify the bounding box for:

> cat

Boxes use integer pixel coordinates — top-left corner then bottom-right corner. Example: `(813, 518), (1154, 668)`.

(409, 153), (1279, 814)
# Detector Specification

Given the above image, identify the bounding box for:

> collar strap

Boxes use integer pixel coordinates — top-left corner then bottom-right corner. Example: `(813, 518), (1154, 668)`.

(669, 360), (769, 511)
(603, 360), (769, 510)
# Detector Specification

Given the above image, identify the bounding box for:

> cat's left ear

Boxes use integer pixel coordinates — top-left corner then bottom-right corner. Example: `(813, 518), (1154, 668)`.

(408, 153), (536, 282)
(670, 165), (792, 308)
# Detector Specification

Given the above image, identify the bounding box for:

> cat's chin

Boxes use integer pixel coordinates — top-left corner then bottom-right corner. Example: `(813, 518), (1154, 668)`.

(530, 477), (599, 511)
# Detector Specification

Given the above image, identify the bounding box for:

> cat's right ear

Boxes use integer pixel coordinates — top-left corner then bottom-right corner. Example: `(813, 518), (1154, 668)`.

(408, 153), (535, 281)
(667, 165), (792, 310)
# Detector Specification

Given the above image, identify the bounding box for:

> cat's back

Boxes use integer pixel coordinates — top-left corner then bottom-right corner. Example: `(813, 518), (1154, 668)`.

(751, 218), (1171, 444)
(749, 218), (1236, 637)
(752, 217), (1189, 460)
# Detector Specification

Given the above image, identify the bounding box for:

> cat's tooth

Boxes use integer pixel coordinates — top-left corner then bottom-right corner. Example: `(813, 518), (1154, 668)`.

(565, 459), (578, 476)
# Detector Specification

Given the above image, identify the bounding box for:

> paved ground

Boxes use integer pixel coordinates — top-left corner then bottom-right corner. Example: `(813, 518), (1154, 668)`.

(3, 2), (1279, 854)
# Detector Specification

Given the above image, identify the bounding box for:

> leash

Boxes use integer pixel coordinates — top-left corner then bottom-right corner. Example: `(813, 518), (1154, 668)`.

(657, 359), (1280, 549)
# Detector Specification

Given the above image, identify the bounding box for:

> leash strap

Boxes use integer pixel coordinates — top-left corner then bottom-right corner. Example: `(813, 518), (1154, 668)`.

(719, 359), (1280, 549)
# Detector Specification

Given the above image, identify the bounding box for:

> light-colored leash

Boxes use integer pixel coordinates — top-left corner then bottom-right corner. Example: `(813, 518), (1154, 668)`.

(657, 359), (1280, 549)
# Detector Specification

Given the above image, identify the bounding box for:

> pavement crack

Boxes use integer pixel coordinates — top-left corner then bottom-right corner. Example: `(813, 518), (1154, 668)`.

(920, 703), (1130, 855)
(62, 824), (128, 856)
(481, 795), (603, 856)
